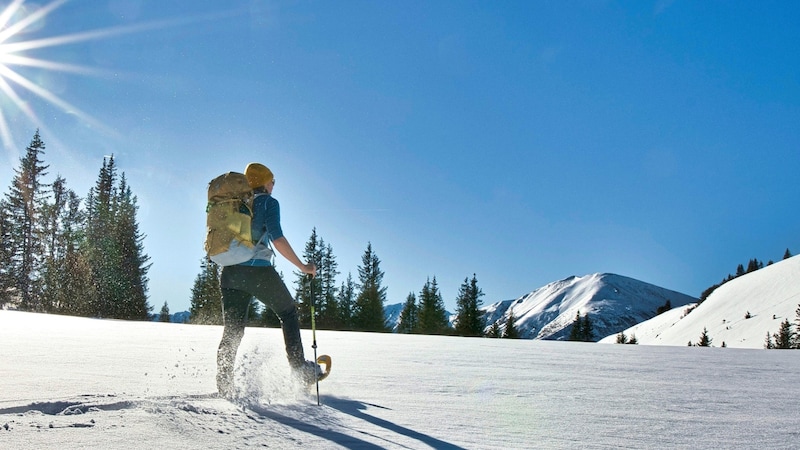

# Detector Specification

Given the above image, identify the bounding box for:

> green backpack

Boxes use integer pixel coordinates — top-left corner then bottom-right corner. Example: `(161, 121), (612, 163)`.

(204, 172), (257, 266)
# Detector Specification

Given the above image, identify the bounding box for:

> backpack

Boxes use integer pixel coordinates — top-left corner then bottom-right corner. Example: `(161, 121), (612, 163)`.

(204, 172), (258, 266)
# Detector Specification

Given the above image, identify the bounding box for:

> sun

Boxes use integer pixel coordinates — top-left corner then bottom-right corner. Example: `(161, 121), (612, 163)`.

(0, 0), (220, 152)
(0, 0), (109, 150)
(0, 1), (240, 155)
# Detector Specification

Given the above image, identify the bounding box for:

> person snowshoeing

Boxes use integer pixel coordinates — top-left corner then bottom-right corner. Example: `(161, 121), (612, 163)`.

(216, 162), (319, 398)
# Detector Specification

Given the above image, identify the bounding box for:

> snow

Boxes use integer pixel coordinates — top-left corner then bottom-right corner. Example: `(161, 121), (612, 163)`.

(1, 310), (799, 449)
(599, 255), (800, 348)
(482, 273), (697, 340)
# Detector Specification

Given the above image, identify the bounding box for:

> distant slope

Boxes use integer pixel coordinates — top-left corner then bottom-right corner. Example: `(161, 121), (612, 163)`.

(599, 255), (800, 348)
(152, 311), (191, 323)
(384, 302), (405, 330)
(482, 273), (697, 341)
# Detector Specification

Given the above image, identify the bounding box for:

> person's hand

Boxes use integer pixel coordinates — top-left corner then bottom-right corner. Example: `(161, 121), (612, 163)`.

(304, 263), (317, 278)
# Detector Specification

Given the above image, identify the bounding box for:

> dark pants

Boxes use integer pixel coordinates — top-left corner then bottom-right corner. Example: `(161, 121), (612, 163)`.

(216, 265), (305, 394)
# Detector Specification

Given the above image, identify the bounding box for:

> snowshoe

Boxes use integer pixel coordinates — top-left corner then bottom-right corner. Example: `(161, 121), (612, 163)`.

(294, 355), (332, 385)
(316, 354), (332, 382)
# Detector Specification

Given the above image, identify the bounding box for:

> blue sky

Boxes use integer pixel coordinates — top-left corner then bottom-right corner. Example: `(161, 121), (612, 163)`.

(0, 0), (798, 314)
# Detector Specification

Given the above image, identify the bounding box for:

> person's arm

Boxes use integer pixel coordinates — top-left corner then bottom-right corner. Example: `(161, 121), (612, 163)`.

(272, 236), (317, 277)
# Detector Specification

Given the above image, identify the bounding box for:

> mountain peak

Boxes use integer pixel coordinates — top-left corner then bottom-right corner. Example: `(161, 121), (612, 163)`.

(484, 273), (697, 340)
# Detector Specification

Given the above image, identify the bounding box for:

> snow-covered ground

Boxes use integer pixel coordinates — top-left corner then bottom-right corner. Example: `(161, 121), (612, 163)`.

(599, 255), (800, 348)
(1, 310), (798, 449)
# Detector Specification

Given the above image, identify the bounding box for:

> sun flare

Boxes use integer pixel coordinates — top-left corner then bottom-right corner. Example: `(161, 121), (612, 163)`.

(0, 0), (222, 153)
(0, 0), (107, 150)
(0, 1), (239, 156)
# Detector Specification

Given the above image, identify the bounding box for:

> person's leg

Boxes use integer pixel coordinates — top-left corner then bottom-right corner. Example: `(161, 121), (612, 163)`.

(235, 266), (306, 368)
(254, 268), (306, 369)
(222, 265), (314, 382)
(275, 302), (305, 369)
(216, 287), (251, 397)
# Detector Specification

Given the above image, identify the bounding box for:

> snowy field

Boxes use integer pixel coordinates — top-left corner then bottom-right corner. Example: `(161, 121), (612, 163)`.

(1, 310), (798, 449)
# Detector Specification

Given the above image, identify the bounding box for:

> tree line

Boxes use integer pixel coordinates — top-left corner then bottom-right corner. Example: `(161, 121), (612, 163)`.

(189, 226), (493, 337)
(0, 131), (151, 320)
(0, 130), (491, 336)
(699, 249), (793, 303)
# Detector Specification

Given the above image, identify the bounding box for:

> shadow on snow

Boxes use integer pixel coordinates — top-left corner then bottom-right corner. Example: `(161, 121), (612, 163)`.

(247, 396), (466, 450)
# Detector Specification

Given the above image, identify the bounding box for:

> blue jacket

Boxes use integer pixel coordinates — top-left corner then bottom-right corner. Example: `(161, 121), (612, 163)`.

(240, 191), (283, 266)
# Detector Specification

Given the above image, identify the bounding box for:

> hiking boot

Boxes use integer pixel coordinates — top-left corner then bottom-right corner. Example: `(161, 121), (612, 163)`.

(292, 360), (323, 385)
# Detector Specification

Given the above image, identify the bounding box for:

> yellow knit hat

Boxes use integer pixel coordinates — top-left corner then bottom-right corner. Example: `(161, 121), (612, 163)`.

(244, 163), (274, 188)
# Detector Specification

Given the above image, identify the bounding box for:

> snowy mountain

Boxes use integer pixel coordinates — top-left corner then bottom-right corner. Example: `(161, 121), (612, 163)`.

(383, 302), (406, 330)
(482, 273), (697, 340)
(599, 255), (800, 348)
(384, 273), (696, 339)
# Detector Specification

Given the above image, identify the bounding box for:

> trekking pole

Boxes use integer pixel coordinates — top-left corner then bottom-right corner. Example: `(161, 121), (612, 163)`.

(308, 273), (321, 406)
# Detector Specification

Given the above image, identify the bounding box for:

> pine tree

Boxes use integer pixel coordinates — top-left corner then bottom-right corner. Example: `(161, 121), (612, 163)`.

(397, 292), (419, 334)
(795, 304), (800, 349)
(83, 156), (118, 317)
(772, 319), (795, 349)
(764, 331), (775, 349)
(39, 176), (86, 314)
(55, 188), (91, 315)
(189, 258), (223, 325)
(454, 274), (485, 337)
(336, 273), (356, 330)
(318, 242), (340, 329)
(42, 176), (67, 312)
(697, 327), (712, 347)
(568, 312), (594, 341)
(110, 174), (151, 320)
(295, 228), (322, 327)
(616, 332), (628, 344)
(83, 157), (151, 320)
(352, 243), (387, 332)
(159, 301), (171, 322)
(746, 259), (763, 273)
(60, 247), (94, 317)
(417, 276), (450, 335)
(295, 229), (339, 329)
(0, 204), (15, 308)
(3, 131), (49, 311)
(784, 248), (792, 260)
(568, 311), (583, 341)
(582, 314), (594, 342)
(502, 309), (519, 339)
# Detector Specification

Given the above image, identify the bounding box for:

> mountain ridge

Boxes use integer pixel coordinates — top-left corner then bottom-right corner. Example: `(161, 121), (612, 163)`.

(385, 272), (698, 341)
(481, 272), (697, 340)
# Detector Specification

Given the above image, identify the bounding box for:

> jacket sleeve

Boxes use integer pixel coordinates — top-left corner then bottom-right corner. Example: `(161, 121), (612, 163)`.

(264, 196), (284, 242)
